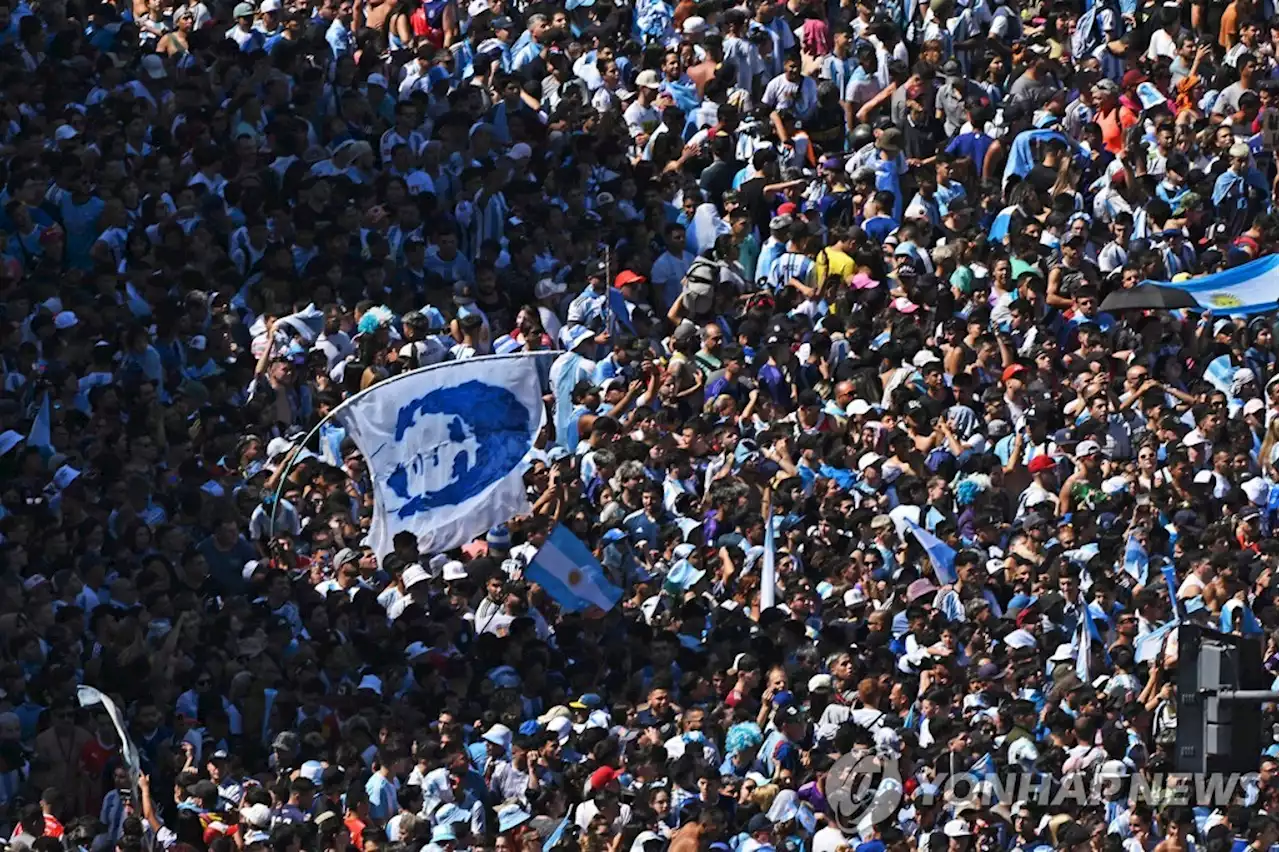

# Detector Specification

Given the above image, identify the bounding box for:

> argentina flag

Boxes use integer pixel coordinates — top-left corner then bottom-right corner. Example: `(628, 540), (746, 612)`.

(1204, 354), (1237, 397)
(904, 518), (958, 584)
(1076, 607), (1093, 683)
(1152, 254), (1279, 315)
(1122, 535), (1149, 585)
(336, 355), (546, 558)
(761, 511), (777, 608)
(1135, 620), (1177, 663)
(525, 525), (623, 613)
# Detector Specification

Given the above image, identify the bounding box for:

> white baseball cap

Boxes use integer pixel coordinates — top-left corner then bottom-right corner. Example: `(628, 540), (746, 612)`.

(1074, 439), (1101, 459)
(858, 452), (883, 471)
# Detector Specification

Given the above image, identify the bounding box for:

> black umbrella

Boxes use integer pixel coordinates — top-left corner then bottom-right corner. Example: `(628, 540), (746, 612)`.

(1099, 283), (1202, 312)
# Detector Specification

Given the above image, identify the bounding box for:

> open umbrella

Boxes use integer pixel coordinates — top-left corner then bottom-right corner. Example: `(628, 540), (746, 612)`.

(1099, 284), (1202, 312)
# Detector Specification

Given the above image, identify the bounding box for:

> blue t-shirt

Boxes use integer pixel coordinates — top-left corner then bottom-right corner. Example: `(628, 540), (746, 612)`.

(862, 214), (897, 245)
(946, 131), (994, 172)
(365, 772), (399, 821)
(60, 194), (105, 270)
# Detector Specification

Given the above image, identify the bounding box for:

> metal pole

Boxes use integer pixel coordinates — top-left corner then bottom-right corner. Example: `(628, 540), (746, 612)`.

(1201, 689), (1280, 702)
(266, 350), (560, 537)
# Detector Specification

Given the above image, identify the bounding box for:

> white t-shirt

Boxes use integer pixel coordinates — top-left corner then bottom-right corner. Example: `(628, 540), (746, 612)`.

(623, 101), (660, 137)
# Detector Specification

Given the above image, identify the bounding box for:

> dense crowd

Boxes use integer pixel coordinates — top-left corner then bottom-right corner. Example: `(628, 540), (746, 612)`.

(0, 0), (1276, 852)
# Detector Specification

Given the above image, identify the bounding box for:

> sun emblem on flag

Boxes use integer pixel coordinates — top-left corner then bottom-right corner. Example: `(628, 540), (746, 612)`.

(1208, 293), (1243, 308)
(567, 569), (584, 587)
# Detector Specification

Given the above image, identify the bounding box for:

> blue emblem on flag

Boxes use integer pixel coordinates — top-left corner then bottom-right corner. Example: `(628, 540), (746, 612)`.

(385, 380), (533, 519)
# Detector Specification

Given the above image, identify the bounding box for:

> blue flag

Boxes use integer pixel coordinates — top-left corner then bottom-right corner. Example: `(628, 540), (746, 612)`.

(761, 512), (777, 608)
(27, 391), (50, 453)
(1076, 619), (1092, 683)
(543, 815), (571, 852)
(1123, 535), (1149, 585)
(1161, 563), (1182, 619)
(525, 525), (623, 613)
(904, 518), (957, 584)
(605, 288), (636, 337)
(1084, 598), (1111, 667)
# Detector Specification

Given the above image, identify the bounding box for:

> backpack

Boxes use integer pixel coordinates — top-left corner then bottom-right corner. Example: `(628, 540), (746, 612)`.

(1071, 0), (1113, 60)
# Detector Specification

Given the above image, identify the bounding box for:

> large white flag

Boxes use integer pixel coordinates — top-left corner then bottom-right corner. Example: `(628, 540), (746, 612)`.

(337, 356), (545, 557)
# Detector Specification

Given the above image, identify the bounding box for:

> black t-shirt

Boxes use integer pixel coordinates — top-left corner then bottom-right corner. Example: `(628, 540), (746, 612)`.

(699, 158), (743, 202)
(292, 202), (334, 235)
(808, 104), (845, 151)
(917, 387), (955, 423)
(1026, 163), (1058, 195)
(477, 289), (513, 333)
(737, 176), (771, 235)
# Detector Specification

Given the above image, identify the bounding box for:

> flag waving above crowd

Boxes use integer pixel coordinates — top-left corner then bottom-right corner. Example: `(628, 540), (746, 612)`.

(0, 0), (1275, 845)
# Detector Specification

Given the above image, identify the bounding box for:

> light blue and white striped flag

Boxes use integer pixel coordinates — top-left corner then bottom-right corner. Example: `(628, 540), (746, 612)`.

(1084, 598), (1111, 668)
(78, 686), (142, 802)
(1204, 355), (1236, 397)
(904, 518), (957, 584)
(335, 355), (545, 557)
(1076, 608), (1092, 683)
(1122, 535), (1149, 585)
(1161, 563), (1183, 619)
(526, 525), (623, 613)
(1152, 253), (1279, 315)
(543, 813), (572, 852)
(1135, 620), (1177, 663)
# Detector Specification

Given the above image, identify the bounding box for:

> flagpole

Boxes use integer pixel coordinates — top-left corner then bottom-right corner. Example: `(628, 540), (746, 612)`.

(267, 350), (559, 537)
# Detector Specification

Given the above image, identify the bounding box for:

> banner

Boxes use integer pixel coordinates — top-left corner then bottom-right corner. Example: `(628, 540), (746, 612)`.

(1150, 254), (1279, 315)
(336, 355), (545, 557)
(78, 686), (142, 801)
